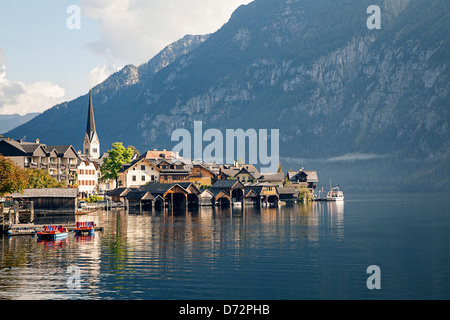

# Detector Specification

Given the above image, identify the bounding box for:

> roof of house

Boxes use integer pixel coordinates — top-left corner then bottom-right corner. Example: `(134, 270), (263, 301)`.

(258, 172), (285, 182)
(139, 183), (188, 195)
(11, 188), (78, 199)
(277, 187), (299, 195)
(140, 150), (178, 160)
(106, 188), (131, 197)
(125, 190), (155, 201)
(211, 179), (245, 190)
(288, 170), (319, 183)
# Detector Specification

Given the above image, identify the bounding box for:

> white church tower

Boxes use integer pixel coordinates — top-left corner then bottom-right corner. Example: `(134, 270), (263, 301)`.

(83, 90), (100, 159)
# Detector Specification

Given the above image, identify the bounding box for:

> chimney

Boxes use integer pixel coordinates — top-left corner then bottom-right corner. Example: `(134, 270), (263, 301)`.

(36, 138), (40, 144)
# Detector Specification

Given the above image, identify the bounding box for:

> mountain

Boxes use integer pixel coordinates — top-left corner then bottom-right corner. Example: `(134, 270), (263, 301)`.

(6, 0), (450, 192)
(0, 113), (40, 134)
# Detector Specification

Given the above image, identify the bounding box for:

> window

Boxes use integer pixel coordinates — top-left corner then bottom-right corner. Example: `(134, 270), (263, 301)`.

(93, 148), (98, 153)
(141, 165), (146, 170)
(142, 176), (146, 182)
(132, 176), (136, 182)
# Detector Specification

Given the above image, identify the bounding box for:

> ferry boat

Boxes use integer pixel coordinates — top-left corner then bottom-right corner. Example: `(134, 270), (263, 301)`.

(36, 225), (69, 241)
(327, 186), (344, 201)
(74, 221), (96, 236)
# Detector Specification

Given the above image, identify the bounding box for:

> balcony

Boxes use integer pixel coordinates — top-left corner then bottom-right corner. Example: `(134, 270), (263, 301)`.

(49, 163), (58, 169)
(41, 163), (48, 169)
(69, 164), (78, 170)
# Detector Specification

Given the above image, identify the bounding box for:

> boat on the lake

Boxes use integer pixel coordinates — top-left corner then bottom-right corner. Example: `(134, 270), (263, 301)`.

(74, 221), (96, 236)
(327, 186), (344, 201)
(36, 225), (69, 240)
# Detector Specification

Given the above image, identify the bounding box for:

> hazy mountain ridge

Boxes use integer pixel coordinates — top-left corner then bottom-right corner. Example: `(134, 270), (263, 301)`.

(0, 113), (40, 134)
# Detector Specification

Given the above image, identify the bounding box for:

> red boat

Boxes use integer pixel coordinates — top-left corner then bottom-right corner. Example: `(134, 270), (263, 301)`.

(37, 225), (69, 240)
(75, 222), (96, 236)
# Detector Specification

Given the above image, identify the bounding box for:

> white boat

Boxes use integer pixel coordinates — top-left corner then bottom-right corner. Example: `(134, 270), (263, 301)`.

(327, 186), (344, 201)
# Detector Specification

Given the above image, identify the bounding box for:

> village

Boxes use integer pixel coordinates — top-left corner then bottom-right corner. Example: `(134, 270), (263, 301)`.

(0, 91), (323, 228)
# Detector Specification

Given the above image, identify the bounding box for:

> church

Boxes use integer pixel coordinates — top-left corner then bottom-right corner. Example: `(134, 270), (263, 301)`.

(77, 90), (108, 198)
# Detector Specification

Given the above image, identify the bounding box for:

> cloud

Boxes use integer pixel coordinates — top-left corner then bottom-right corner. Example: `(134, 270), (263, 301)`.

(282, 153), (390, 164)
(0, 49), (65, 116)
(87, 64), (121, 88)
(80, 0), (253, 66)
(326, 153), (390, 162)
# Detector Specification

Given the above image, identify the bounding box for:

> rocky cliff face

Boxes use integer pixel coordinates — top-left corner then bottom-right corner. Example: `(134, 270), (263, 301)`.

(7, 0), (449, 191)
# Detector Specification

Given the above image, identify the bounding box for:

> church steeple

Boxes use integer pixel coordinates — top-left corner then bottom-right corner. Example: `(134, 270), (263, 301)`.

(86, 89), (96, 138)
(83, 90), (100, 159)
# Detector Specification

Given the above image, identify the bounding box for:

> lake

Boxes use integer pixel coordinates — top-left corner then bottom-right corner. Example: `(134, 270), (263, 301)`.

(1, 193), (449, 300)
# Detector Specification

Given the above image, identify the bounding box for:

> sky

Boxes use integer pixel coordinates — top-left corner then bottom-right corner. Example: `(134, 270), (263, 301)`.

(0, 0), (253, 116)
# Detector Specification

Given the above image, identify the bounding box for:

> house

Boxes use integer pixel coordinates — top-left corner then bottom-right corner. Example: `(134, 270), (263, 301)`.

(234, 167), (262, 184)
(277, 187), (299, 203)
(218, 162), (261, 181)
(118, 158), (161, 188)
(0, 138), (79, 185)
(106, 188), (132, 203)
(257, 172), (285, 187)
(157, 160), (190, 184)
(189, 162), (218, 187)
(287, 169), (319, 191)
(77, 155), (100, 199)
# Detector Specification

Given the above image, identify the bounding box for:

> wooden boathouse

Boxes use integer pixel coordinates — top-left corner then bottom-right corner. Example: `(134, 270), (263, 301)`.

(10, 188), (78, 223)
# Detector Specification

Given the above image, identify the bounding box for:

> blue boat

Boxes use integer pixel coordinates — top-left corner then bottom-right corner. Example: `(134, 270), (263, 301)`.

(36, 225), (69, 241)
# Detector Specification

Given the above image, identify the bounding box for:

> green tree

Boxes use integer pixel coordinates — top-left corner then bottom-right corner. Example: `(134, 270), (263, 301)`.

(26, 169), (66, 189)
(100, 142), (134, 185)
(297, 187), (314, 203)
(127, 145), (140, 157)
(0, 155), (29, 196)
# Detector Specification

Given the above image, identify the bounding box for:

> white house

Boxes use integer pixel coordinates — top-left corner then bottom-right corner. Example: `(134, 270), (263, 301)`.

(77, 156), (99, 198)
(118, 158), (161, 188)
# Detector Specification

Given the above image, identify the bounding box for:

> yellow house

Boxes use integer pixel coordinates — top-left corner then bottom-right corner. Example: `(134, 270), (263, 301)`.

(189, 164), (217, 187)
(234, 167), (261, 184)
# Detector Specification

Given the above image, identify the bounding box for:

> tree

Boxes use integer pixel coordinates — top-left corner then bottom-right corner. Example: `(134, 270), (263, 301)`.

(26, 169), (66, 189)
(127, 145), (140, 157)
(0, 155), (29, 196)
(100, 142), (134, 185)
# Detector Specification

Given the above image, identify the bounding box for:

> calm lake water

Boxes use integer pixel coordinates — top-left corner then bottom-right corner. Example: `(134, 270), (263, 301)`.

(1, 193), (449, 300)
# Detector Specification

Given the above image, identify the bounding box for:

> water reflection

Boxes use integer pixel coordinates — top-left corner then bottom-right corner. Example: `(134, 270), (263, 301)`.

(0, 202), (345, 300)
